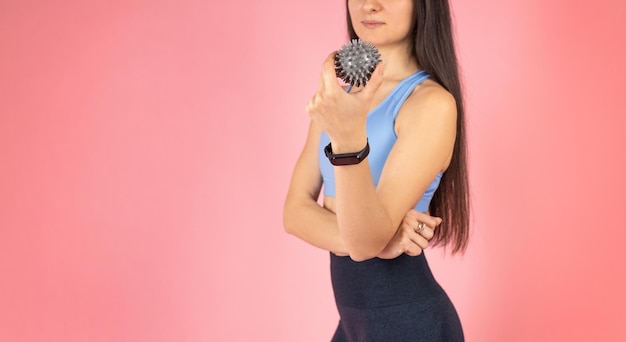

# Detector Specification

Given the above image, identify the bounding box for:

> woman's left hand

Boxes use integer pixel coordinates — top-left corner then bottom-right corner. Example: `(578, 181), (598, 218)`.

(377, 210), (442, 259)
(305, 52), (384, 150)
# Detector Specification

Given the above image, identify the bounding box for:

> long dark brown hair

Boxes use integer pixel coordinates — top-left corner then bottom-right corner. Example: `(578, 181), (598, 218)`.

(347, 0), (470, 254)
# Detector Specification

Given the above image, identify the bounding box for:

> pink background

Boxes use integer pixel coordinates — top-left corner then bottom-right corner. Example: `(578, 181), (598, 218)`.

(1, 0), (625, 341)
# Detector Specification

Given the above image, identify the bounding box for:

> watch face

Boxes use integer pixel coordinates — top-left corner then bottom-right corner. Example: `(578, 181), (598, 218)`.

(331, 156), (360, 166)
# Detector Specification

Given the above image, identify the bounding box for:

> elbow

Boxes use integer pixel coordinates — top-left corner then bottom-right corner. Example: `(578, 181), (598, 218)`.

(345, 241), (386, 262)
(282, 203), (298, 235)
(342, 227), (391, 262)
(282, 214), (293, 235)
(348, 252), (377, 262)
(283, 222), (297, 236)
(283, 221), (293, 235)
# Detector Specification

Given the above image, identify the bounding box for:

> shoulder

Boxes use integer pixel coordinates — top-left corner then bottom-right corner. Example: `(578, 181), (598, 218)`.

(407, 79), (456, 114)
(396, 79), (457, 134)
(398, 80), (456, 121)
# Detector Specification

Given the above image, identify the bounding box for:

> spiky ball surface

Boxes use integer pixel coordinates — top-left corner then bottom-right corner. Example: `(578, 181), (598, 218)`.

(335, 39), (381, 87)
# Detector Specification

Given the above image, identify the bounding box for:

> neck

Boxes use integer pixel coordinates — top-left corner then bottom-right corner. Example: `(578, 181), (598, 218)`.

(377, 41), (419, 81)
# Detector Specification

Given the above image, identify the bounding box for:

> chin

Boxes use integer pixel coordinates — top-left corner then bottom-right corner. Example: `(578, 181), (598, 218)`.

(353, 34), (382, 46)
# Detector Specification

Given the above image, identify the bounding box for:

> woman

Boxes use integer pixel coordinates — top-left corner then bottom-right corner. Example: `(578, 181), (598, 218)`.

(283, 0), (469, 340)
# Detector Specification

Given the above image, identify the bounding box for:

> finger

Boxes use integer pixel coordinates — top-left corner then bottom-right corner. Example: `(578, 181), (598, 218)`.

(414, 219), (435, 236)
(418, 226), (435, 240)
(357, 61), (384, 99)
(410, 232), (430, 250)
(409, 210), (442, 229)
(403, 242), (423, 257)
(321, 51), (341, 90)
(414, 220), (435, 240)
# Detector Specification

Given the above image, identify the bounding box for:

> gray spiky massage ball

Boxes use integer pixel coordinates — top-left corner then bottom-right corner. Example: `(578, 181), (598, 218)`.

(335, 39), (381, 87)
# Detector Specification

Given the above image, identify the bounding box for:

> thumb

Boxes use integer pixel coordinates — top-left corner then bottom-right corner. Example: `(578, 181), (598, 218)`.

(358, 62), (384, 99)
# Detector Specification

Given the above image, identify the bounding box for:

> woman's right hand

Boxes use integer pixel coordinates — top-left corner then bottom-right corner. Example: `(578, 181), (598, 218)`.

(377, 210), (442, 259)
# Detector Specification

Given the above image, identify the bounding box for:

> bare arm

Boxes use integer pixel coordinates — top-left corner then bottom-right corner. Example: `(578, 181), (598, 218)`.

(306, 53), (456, 261)
(283, 119), (443, 257)
(283, 120), (348, 255)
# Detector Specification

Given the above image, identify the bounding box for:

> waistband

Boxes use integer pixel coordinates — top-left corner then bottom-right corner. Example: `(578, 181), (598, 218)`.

(330, 252), (444, 309)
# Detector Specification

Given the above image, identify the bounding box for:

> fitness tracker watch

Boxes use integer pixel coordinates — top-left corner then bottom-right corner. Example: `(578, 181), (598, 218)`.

(324, 139), (370, 166)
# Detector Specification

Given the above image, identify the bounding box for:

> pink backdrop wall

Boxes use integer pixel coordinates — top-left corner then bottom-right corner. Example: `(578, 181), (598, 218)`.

(1, 0), (625, 341)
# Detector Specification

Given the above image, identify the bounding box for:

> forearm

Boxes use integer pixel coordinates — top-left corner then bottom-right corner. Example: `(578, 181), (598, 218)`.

(334, 160), (395, 260)
(283, 199), (348, 255)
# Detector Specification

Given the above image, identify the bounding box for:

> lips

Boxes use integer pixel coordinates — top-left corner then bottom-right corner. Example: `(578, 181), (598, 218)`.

(362, 20), (384, 29)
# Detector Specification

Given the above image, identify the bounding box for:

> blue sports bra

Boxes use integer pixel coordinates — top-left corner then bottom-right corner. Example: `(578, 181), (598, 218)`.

(318, 70), (442, 213)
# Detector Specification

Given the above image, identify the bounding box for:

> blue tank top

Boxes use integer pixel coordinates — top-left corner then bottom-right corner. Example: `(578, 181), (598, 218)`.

(318, 70), (442, 213)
